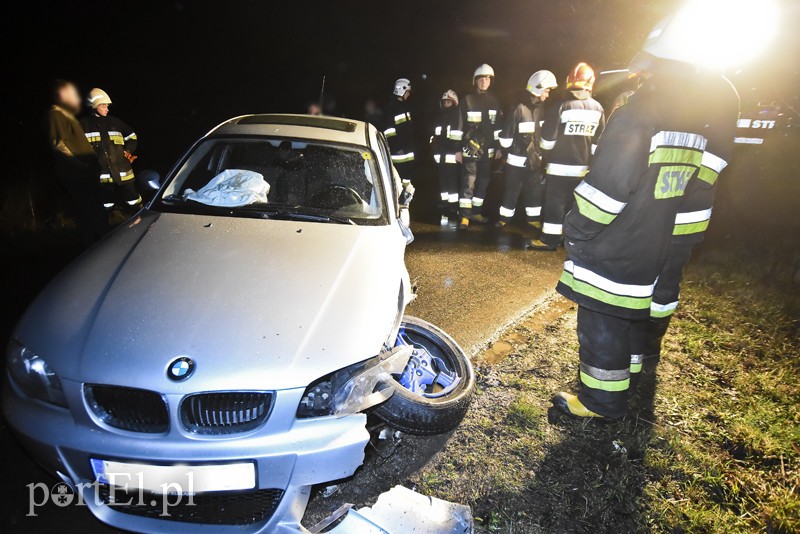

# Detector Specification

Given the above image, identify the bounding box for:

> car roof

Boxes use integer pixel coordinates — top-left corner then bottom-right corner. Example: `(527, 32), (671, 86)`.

(209, 114), (374, 146)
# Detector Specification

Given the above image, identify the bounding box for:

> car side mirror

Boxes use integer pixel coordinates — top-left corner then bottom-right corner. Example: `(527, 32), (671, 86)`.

(137, 169), (162, 192)
(398, 209), (414, 244)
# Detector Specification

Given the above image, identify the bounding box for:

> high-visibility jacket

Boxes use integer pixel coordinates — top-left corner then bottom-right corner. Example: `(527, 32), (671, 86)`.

(557, 71), (739, 320)
(460, 91), (502, 160)
(80, 114), (138, 185)
(540, 93), (605, 177)
(384, 98), (415, 164)
(431, 105), (463, 165)
(498, 95), (545, 169)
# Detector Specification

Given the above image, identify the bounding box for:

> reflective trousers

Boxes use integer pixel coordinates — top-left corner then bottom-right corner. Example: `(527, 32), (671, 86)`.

(629, 242), (695, 385)
(541, 175), (582, 247)
(460, 158), (491, 217)
(499, 164), (544, 222)
(101, 181), (141, 210)
(577, 306), (635, 419)
(437, 163), (460, 217)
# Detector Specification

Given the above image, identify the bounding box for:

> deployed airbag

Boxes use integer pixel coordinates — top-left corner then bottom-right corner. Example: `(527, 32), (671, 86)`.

(184, 169), (270, 207)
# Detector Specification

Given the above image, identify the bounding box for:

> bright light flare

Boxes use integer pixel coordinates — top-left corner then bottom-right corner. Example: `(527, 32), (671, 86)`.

(674, 0), (780, 68)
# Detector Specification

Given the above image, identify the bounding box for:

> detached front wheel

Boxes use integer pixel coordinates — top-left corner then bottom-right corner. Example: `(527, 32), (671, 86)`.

(373, 316), (475, 435)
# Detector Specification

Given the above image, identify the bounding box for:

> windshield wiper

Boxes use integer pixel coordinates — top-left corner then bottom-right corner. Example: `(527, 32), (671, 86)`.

(264, 210), (356, 225)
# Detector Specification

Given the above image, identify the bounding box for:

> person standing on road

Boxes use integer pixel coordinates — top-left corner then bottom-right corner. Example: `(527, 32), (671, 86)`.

(551, 16), (740, 420)
(80, 88), (141, 212)
(431, 89), (463, 226)
(47, 80), (105, 245)
(530, 62), (605, 250)
(497, 70), (558, 230)
(384, 78), (416, 186)
(456, 64), (503, 229)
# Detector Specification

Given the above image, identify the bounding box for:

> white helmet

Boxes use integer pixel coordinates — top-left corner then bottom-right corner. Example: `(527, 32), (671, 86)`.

(393, 78), (411, 97)
(87, 88), (112, 109)
(473, 64), (495, 83)
(526, 70), (558, 96)
(440, 89), (459, 106)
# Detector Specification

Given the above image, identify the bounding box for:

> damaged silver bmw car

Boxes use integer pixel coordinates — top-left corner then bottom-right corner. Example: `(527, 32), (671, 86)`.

(4, 115), (475, 532)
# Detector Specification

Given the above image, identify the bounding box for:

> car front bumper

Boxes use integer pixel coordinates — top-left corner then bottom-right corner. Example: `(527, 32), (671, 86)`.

(3, 375), (370, 533)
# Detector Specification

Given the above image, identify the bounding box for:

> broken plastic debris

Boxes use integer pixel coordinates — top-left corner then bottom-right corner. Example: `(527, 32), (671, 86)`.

(378, 428), (404, 441)
(325, 485), (473, 533)
(322, 485), (340, 498)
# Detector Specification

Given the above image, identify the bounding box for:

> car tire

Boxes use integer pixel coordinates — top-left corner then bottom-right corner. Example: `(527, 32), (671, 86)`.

(373, 316), (475, 436)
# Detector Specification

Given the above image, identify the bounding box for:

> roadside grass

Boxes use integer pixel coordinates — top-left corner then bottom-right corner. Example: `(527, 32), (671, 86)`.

(410, 247), (799, 533)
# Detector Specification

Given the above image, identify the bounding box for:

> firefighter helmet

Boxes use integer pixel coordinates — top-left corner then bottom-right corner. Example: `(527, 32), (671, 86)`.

(440, 89), (459, 106)
(87, 88), (112, 109)
(566, 63), (595, 92)
(526, 70), (558, 96)
(393, 78), (411, 97)
(473, 64), (495, 83)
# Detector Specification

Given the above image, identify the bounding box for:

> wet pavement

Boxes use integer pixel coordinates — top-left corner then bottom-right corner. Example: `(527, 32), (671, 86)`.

(1, 219), (566, 533)
(404, 221), (564, 353)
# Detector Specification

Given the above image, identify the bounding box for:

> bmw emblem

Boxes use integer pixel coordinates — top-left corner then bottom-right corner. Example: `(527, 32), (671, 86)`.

(167, 357), (195, 381)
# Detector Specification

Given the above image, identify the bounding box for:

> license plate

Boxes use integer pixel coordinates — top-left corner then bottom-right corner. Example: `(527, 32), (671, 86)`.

(90, 459), (256, 493)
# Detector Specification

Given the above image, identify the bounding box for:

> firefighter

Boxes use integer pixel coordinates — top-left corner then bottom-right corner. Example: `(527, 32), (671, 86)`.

(530, 63), (605, 250)
(497, 70), (558, 229)
(47, 80), (105, 245)
(80, 88), (141, 211)
(456, 64), (503, 229)
(550, 16), (740, 419)
(384, 78), (415, 185)
(431, 89), (463, 226)
(629, 137), (735, 390)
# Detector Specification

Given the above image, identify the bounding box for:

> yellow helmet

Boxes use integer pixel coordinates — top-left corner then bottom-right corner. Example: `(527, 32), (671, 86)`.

(87, 88), (112, 109)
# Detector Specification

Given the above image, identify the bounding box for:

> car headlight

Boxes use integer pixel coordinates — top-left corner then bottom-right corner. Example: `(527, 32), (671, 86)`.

(296, 345), (414, 419)
(6, 340), (67, 407)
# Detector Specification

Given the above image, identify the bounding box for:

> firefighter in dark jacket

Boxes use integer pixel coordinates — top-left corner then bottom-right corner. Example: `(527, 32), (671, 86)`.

(384, 78), (415, 185)
(531, 63), (605, 250)
(47, 80), (105, 245)
(456, 64), (503, 229)
(431, 89), (463, 226)
(551, 16), (740, 419)
(80, 88), (140, 210)
(497, 70), (558, 229)
(629, 114), (736, 389)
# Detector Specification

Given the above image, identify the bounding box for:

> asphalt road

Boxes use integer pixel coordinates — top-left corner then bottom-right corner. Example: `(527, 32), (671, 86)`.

(1, 220), (565, 533)
(404, 221), (563, 354)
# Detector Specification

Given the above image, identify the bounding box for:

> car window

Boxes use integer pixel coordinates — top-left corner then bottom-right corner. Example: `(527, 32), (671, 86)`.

(157, 137), (386, 225)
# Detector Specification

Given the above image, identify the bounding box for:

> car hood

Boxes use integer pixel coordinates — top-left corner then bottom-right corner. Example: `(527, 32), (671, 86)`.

(15, 211), (407, 392)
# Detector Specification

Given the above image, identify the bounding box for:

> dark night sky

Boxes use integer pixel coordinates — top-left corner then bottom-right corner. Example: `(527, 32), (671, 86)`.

(2, 0), (798, 175)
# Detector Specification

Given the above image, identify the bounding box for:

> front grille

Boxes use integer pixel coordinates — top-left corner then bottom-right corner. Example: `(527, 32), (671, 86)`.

(98, 485), (283, 525)
(85, 385), (169, 433)
(180, 392), (273, 435)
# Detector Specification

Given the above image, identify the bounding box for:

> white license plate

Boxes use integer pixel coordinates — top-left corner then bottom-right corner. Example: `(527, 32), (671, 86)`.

(90, 459), (256, 493)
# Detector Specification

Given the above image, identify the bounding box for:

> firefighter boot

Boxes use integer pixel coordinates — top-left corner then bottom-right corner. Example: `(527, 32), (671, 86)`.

(551, 392), (603, 418)
(458, 217), (470, 230)
(528, 220), (542, 230)
(527, 238), (557, 251)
